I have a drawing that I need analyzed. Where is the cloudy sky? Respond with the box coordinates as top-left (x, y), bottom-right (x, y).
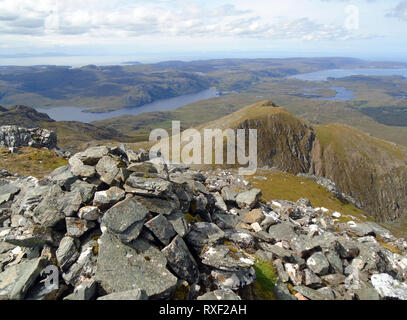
top-left (0, 0), bottom-right (407, 62)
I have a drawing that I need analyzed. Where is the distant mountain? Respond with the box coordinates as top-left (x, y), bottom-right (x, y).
top-left (0, 105), bottom-right (55, 127)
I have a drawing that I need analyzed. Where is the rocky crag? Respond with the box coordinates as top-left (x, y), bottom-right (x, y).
top-left (0, 145), bottom-right (407, 300)
top-left (0, 125), bottom-right (70, 158)
top-left (0, 125), bottom-right (56, 149)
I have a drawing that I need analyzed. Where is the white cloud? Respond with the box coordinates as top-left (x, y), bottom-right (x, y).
top-left (387, 0), bottom-right (407, 21)
top-left (0, 0), bottom-right (368, 43)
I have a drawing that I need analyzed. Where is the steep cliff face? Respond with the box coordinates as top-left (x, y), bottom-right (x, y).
top-left (202, 101), bottom-right (407, 224)
top-left (200, 100), bottom-right (315, 174)
top-left (310, 125), bottom-right (407, 223)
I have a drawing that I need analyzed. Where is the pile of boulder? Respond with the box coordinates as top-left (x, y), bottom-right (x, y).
top-left (0, 125), bottom-right (69, 157)
top-left (0, 145), bottom-right (406, 300)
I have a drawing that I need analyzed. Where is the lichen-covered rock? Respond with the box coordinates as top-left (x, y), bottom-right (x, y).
top-left (235, 188), bottom-right (262, 209)
top-left (93, 187), bottom-right (125, 209)
top-left (307, 252), bottom-right (330, 276)
top-left (371, 273), bottom-right (407, 300)
top-left (161, 236), bottom-right (199, 284)
top-left (56, 236), bottom-right (80, 270)
top-left (185, 222), bottom-right (225, 252)
top-left (95, 232), bottom-right (177, 299)
top-left (102, 197), bottom-right (148, 243)
top-left (145, 214), bottom-right (177, 246)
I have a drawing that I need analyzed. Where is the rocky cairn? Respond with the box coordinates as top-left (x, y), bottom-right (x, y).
top-left (0, 125), bottom-right (69, 157)
top-left (0, 145), bottom-right (407, 300)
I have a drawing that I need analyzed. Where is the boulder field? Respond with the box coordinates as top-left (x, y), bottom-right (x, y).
top-left (0, 145), bottom-right (406, 300)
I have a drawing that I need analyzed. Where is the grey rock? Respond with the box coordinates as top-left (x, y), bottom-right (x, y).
top-left (75, 146), bottom-right (110, 165)
top-left (10, 215), bottom-right (33, 228)
top-left (213, 213), bottom-right (240, 230)
top-left (307, 252), bottom-right (330, 276)
top-left (0, 183), bottom-right (20, 200)
top-left (260, 243), bottom-right (293, 260)
top-left (161, 236), bottom-right (199, 284)
top-left (334, 240), bottom-right (360, 259)
top-left (56, 236), bottom-right (80, 270)
top-left (60, 190), bottom-right (83, 217)
top-left (69, 157), bottom-right (96, 178)
top-left (260, 214), bottom-right (280, 230)
top-left (268, 223), bottom-right (297, 242)
top-left (225, 229), bottom-right (255, 249)
top-left (145, 214), bottom-right (177, 246)
top-left (316, 287), bottom-right (335, 300)
top-left (273, 259), bottom-right (290, 283)
top-left (96, 155), bottom-right (129, 186)
top-left (0, 126), bottom-right (57, 149)
top-left (296, 198), bottom-right (312, 208)
top-left (321, 274), bottom-right (347, 286)
top-left (235, 188), bottom-right (262, 209)
top-left (190, 194), bottom-right (208, 215)
top-left (31, 185), bottom-right (66, 227)
top-left (167, 210), bottom-right (190, 238)
top-left (293, 285), bottom-right (329, 300)
top-left (197, 289), bottom-right (241, 300)
top-left (285, 263), bottom-right (303, 286)
top-left (9, 257), bottom-right (48, 300)
top-left (124, 175), bottom-right (173, 199)
top-left (62, 243), bottom-right (97, 286)
top-left (64, 279), bottom-right (96, 300)
top-left (97, 289), bottom-right (148, 300)
top-left (5, 225), bottom-right (61, 247)
top-left (200, 245), bottom-right (254, 271)
top-left (354, 283), bottom-right (380, 300)
top-left (102, 197), bottom-right (148, 243)
top-left (78, 206), bottom-right (100, 221)
top-left (132, 194), bottom-right (179, 215)
top-left (212, 192), bottom-right (227, 212)
top-left (347, 223), bottom-right (376, 237)
top-left (66, 218), bottom-right (96, 238)
top-left (210, 268), bottom-right (256, 290)
top-left (273, 279), bottom-right (296, 300)
top-left (130, 238), bottom-right (168, 266)
top-left (325, 251), bottom-right (343, 274)
top-left (221, 187), bottom-right (238, 203)
top-left (69, 180), bottom-right (96, 204)
top-left (188, 180), bottom-right (208, 194)
top-left (371, 273), bottom-right (407, 300)
top-left (95, 232), bottom-right (177, 299)
top-left (185, 222), bottom-right (225, 252)
top-left (127, 162), bottom-right (158, 174)
top-left (304, 268), bottom-right (323, 288)
top-left (93, 187), bottom-right (125, 209)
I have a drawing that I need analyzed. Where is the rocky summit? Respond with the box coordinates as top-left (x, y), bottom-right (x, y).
top-left (0, 145), bottom-right (407, 300)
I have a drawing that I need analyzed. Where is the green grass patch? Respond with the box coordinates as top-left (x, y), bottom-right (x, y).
top-left (252, 260), bottom-right (278, 300)
top-left (0, 147), bottom-right (68, 178)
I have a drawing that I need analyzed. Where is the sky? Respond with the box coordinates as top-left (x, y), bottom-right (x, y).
top-left (0, 0), bottom-right (407, 63)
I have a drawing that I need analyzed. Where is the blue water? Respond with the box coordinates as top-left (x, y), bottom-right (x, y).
top-left (318, 86), bottom-right (355, 101)
top-left (292, 68), bottom-right (407, 81)
top-left (300, 86), bottom-right (355, 101)
top-left (35, 89), bottom-right (218, 123)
